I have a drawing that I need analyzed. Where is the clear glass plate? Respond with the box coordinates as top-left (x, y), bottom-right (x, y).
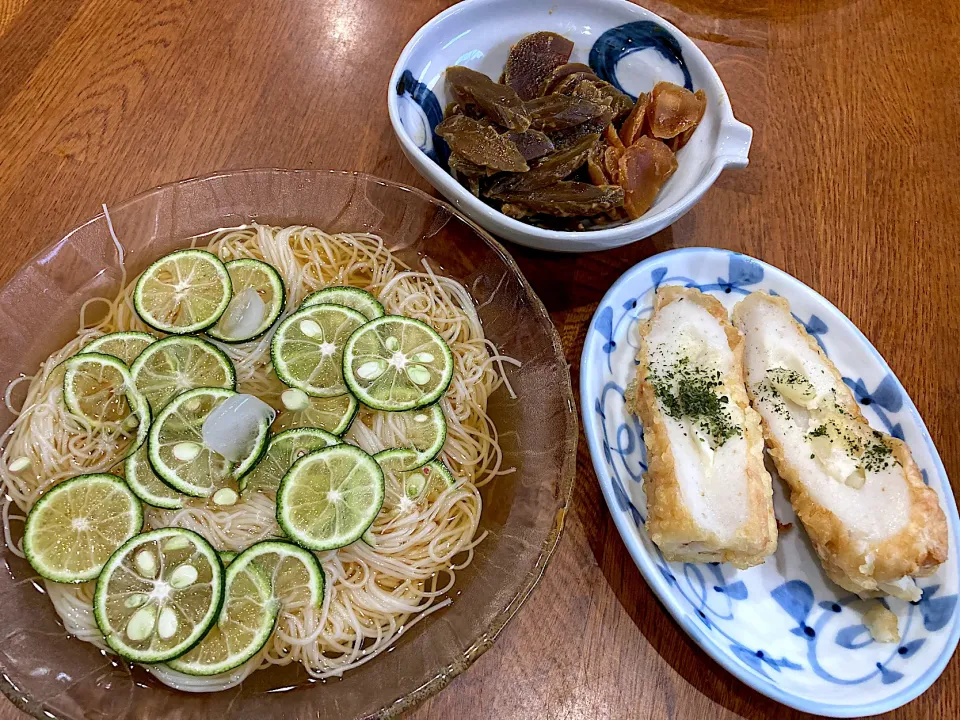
top-left (0, 169), bottom-right (577, 719)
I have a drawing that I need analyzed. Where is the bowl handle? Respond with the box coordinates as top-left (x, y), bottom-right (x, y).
top-left (716, 119), bottom-right (753, 169)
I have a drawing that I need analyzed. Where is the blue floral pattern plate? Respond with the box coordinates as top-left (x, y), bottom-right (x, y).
top-left (579, 248), bottom-right (959, 717)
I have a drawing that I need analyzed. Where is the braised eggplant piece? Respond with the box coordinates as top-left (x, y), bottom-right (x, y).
top-left (488, 134), bottom-right (600, 195)
top-left (648, 82), bottom-right (705, 139)
top-left (495, 182), bottom-right (624, 217)
top-left (446, 66), bottom-right (531, 132)
top-left (438, 33), bottom-right (707, 228)
top-left (503, 128), bottom-right (556, 161)
top-left (525, 94), bottom-right (610, 132)
top-left (503, 32), bottom-right (575, 101)
top-left (618, 137), bottom-right (678, 218)
top-left (436, 115), bottom-right (529, 173)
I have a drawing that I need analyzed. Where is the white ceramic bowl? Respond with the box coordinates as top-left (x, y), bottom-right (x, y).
top-left (388, 0), bottom-right (753, 253)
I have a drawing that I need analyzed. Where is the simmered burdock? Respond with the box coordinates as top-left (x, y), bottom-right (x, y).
top-left (618, 137), bottom-right (678, 218)
top-left (503, 32), bottom-right (575, 101)
top-left (436, 115), bottom-right (529, 173)
top-left (446, 66), bottom-right (531, 132)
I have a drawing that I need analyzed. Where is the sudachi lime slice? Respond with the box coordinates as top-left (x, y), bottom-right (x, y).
top-left (148, 388), bottom-right (269, 498)
top-left (166, 559), bottom-right (277, 675)
top-left (301, 286), bottom-right (384, 321)
top-left (276, 444), bottom-right (384, 551)
top-left (374, 403), bottom-right (446, 470)
top-left (207, 258), bottom-right (286, 343)
top-left (124, 443), bottom-right (184, 510)
top-left (274, 390), bottom-right (358, 436)
top-left (94, 528), bottom-right (223, 663)
top-left (343, 316), bottom-right (454, 412)
top-left (82, 331), bottom-right (157, 365)
top-left (133, 249), bottom-right (232, 334)
top-left (23, 474), bottom-right (143, 583)
top-left (230, 540), bottom-right (324, 610)
top-left (240, 427), bottom-right (338, 494)
top-left (271, 304), bottom-right (367, 397)
top-left (375, 449), bottom-right (456, 502)
top-left (62, 353), bottom-right (151, 455)
top-left (131, 336), bottom-right (236, 412)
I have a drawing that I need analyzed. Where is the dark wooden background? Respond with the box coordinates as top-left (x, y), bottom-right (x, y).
top-left (1, 0), bottom-right (958, 717)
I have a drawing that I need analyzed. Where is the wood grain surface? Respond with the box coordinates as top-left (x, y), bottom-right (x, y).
top-left (1, 1), bottom-right (958, 718)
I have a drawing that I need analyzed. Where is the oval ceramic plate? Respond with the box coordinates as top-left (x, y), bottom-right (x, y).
top-left (580, 248), bottom-right (959, 717)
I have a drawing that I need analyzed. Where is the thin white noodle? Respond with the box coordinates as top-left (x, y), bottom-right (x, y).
top-left (1, 224), bottom-right (517, 690)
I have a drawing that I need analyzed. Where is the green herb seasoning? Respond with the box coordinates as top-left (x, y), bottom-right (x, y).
top-left (648, 356), bottom-right (741, 448)
top-left (861, 436), bottom-right (895, 472)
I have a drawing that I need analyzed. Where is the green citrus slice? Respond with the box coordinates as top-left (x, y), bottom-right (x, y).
top-left (343, 316), bottom-right (454, 411)
top-left (230, 540), bottom-right (324, 610)
top-left (166, 559), bottom-right (277, 675)
top-left (375, 449), bottom-right (456, 501)
top-left (274, 390), bottom-right (358, 436)
top-left (133, 249), bottom-right (232, 334)
top-left (276, 445), bottom-right (384, 551)
top-left (271, 304), bottom-right (367, 397)
top-left (301, 286), bottom-right (384, 321)
top-left (207, 258), bottom-right (286, 343)
top-left (374, 403), bottom-right (446, 469)
top-left (131, 336), bottom-right (236, 412)
top-left (94, 528), bottom-right (223, 663)
top-left (240, 427), bottom-right (338, 494)
top-left (148, 388), bottom-right (270, 497)
top-left (62, 353), bottom-right (151, 455)
top-left (23, 474), bottom-right (143, 583)
top-left (124, 443), bottom-right (184, 510)
top-left (82, 331), bottom-right (157, 365)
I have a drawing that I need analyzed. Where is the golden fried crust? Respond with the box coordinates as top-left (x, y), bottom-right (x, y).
top-left (627, 287), bottom-right (777, 569)
top-left (733, 292), bottom-right (948, 596)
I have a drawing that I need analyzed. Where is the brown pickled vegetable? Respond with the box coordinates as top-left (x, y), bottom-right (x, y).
top-left (446, 66), bottom-right (530, 132)
top-left (504, 128), bottom-right (556, 161)
top-left (488, 134), bottom-right (599, 195)
top-left (526, 94), bottom-right (610, 132)
top-left (436, 115), bottom-right (529, 172)
top-left (618, 137), bottom-right (678, 218)
top-left (542, 63), bottom-right (598, 95)
top-left (495, 182), bottom-right (624, 217)
top-left (439, 33), bottom-right (706, 229)
top-left (620, 92), bottom-right (650, 146)
top-left (503, 32), bottom-right (574, 101)
top-left (648, 82), bottom-right (705, 139)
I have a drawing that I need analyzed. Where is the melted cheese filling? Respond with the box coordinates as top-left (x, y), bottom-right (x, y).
top-left (737, 298), bottom-right (909, 544)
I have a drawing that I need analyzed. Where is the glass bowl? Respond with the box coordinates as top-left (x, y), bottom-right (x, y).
top-left (0, 170), bottom-right (577, 719)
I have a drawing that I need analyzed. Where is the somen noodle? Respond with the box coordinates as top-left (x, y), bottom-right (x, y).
top-left (0, 224), bottom-right (516, 691)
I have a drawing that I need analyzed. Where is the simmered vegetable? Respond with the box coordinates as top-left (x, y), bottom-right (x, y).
top-left (440, 33), bottom-right (706, 229)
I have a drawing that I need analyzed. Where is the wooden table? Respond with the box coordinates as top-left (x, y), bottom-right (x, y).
top-left (1, 0), bottom-right (958, 717)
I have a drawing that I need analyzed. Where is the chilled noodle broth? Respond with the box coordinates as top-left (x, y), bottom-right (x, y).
top-left (0, 224), bottom-right (517, 691)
